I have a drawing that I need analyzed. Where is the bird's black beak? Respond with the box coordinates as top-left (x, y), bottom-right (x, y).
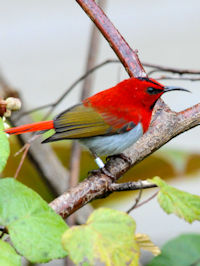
top-left (164, 86), bottom-right (190, 93)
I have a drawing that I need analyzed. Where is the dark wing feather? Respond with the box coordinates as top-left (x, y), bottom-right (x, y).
top-left (43, 104), bottom-right (113, 142)
top-left (43, 104), bottom-right (136, 143)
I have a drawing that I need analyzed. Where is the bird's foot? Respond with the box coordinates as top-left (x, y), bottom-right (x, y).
top-left (88, 154), bottom-right (116, 180)
top-left (88, 167), bottom-right (116, 181)
top-left (106, 153), bottom-right (132, 166)
top-left (88, 169), bottom-right (101, 177)
top-left (100, 166), bottom-right (116, 180)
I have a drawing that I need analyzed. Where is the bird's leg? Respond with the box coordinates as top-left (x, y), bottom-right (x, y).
top-left (88, 151), bottom-right (103, 176)
top-left (89, 151), bottom-right (116, 180)
top-left (94, 156), bottom-right (105, 169)
top-left (106, 153), bottom-right (132, 166)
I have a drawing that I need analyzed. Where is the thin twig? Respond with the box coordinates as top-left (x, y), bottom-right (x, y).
top-left (108, 181), bottom-right (157, 192)
top-left (14, 143), bottom-right (30, 179)
top-left (17, 59), bottom-right (200, 119)
top-left (16, 102), bottom-right (55, 118)
top-left (133, 191), bottom-right (159, 210)
top-left (156, 75), bottom-right (200, 81)
top-left (127, 181), bottom-right (143, 213)
top-left (16, 59), bottom-right (119, 120)
top-left (14, 60), bottom-right (200, 120)
top-left (14, 143), bottom-right (29, 157)
top-left (143, 62), bottom-right (200, 75)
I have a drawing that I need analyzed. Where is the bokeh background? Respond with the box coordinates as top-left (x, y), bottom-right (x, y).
top-left (1, 0), bottom-right (200, 264)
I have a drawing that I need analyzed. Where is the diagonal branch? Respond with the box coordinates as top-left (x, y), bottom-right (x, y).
top-left (76, 0), bottom-right (146, 78)
top-left (49, 99), bottom-right (200, 218)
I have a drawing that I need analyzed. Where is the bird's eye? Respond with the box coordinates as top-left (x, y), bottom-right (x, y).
top-left (147, 87), bottom-right (162, 95)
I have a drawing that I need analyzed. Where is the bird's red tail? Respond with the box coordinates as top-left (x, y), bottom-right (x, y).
top-left (5, 120), bottom-right (54, 135)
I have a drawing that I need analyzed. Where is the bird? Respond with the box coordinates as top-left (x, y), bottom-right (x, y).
top-left (5, 77), bottom-right (188, 174)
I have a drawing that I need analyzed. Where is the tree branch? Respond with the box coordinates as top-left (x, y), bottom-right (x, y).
top-left (49, 99), bottom-right (200, 218)
top-left (48, 0), bottom-right (200, 218)
top-left (143, 62), bottom-right (200, 75)
top-left (76, 0), bottom-right (146, 78)
top-left (108, 181), bottom-right (157, 192)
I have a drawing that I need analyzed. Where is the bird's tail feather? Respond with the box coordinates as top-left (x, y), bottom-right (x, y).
top-left (5, 120), bottom-right (54, 135)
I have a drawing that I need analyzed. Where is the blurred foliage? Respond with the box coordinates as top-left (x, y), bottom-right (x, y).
top-left (148, 234), bottom-right (200, 266)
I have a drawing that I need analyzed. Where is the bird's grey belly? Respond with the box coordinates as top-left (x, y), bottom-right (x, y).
top-left (80, 122), bottom-right (143, 156)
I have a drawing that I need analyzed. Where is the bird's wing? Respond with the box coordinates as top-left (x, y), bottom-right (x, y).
top-left (43, 104), bottom-right (138, 143)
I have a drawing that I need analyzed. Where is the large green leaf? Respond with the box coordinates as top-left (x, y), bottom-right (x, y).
top-left (0, 118), bottom-right (10, 172)
top-left (0, 178), bottom-right (68, 263)
top-left (148, 234), bottom-right (200, 266)
top-left (62, 208), bottom-right (139, 266)
top-left (149, 177), bottom-right (200, 223)
top-left (0, 239), bottom-right (21, 266)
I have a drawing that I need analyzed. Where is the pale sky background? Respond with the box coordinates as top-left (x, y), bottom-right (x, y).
top-left (1, 0), bottom-right (200, 264)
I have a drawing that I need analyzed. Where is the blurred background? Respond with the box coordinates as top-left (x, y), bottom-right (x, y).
top-left (1, 0), bottom-right (200, 264)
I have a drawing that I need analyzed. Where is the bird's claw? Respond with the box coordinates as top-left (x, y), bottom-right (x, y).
top-left (100, 167), bottom-right (116, 180)
top-left (88, 167), bottom-right (116, 180)
top-left (88, 169), bottom-right (101, 177)
top-left (106, 153), bottom-right (132, 166)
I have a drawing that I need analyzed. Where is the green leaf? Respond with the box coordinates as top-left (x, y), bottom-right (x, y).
top-left (62, 207), bottom-right (139, 266)
top-left (147, 234), bottom-right (200, 266)
top-left (0, 178), bottom-right (68, 263)
top-left (0, 118), bottom-right (10, 172)
top-left (149, 177), bottom-right (200, 223)
top-left (0, 239), bottom-right (21, 266)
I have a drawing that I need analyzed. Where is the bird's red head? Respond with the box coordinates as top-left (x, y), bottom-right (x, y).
top-left (124, 77), bottom-right (189, 111)
top-left (84, 77), bottom-right (189, 133)
top-left (129, 77), bottom-right (165, 110)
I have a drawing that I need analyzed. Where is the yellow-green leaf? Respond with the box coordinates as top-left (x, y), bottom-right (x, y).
top-left (62, 208), bottom-right (139, 266)
top-left (135, 234), bottom-right (160, 256)
top-left (149, 177), bottom-right (200, 223)
top-left (0, 239), bottom-right (21, 266)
